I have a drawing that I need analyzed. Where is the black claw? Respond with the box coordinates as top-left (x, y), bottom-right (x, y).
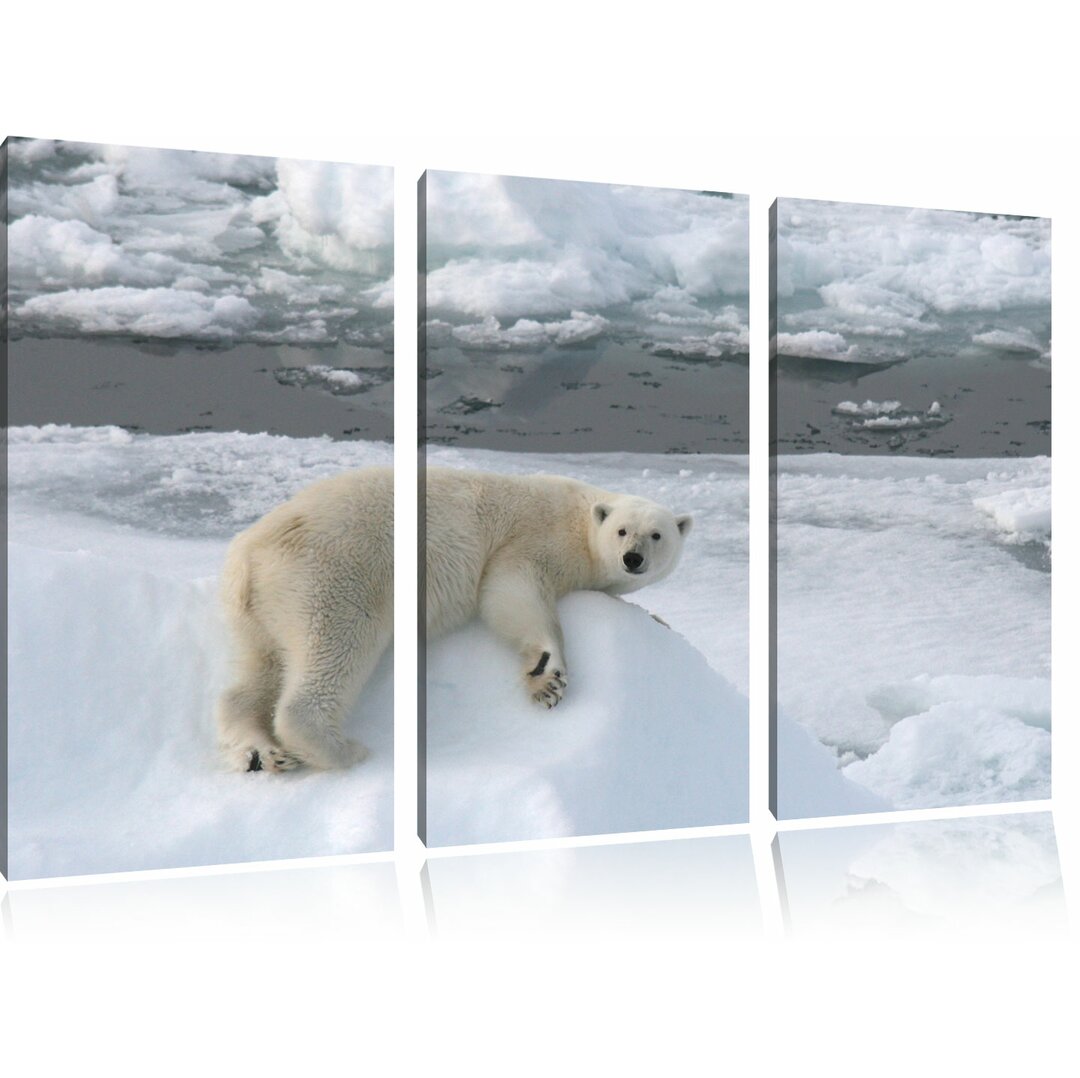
top-left (528, 651), bottom-right (551, 678)
top-left (247, 750), bottom-right (263, 772)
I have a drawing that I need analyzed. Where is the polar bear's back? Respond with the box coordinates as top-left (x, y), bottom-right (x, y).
top-left (221, 467), bottom-right (394, 642)
top-left (424, 468), bottom-right (599, 637)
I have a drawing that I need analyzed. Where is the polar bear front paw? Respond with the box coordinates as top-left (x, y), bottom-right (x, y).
top-left (525, 651), bottom-right (567, 709)
top-left (532, 672), bottom-right (567, 708)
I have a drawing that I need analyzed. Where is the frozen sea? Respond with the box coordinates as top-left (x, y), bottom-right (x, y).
top-left (422, 173), bottom-right (749, 454)
top-left (774, 453), bottom-right (1050, 816)
top-left (773, 198), bottom-right (1050, 456)
top-left (6, 138), bottom-right (393, 349)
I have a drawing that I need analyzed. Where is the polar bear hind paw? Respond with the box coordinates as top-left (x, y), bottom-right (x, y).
top-left (238, 744), bottom-right (303, 773)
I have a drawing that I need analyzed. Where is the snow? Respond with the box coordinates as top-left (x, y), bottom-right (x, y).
top-left (423, 172), bottom-right (749, 360)
top-left (834, 400), bottom-right (902, 417)
top-left (7, 426), bottom-right (394, 880)
top-left (775, 198), bottom-right (1051, 366)
top-left (18, 286), bottom-right (260, 339)
top-left (775, 453), bottom-right (1050, 815)
top-left (422, 446), bottom-right (753, 843)
top-left (424, 593), bottom-right (750, 844)
top-left (974, 485), bottom-right (1051, 544)
top-left (447, 311), bottom-right (609, 351)
top-left (775, 709), bottom-right (889, 819)
top-left (422, 447), bottom-right (873, 843)
top-left (7, 138), bottom-right (393, 348)
top-left (972, 327), bottom-right (1045, 354)
top-left (11, 424), bottom-right (1045, 870)
top-left (775, 330), bottom-right (859, 362)
top-left (842, 700), bottom-right (1050, 808)
top-left (9, 431), bottom-right (760, 871)
top-left (831, 399), bottom-right (950, 436)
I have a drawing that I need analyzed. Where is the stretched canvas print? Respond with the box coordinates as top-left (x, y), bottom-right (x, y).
top-left (770, 197), bottom-right (1051, 819)
top-left (3, 137), bottom-right (394, 880)
top-left (418, 169), bottom-right (756, 846)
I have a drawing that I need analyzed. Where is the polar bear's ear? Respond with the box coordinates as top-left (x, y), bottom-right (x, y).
top-left (593, 503), bottom-right (611, 526)
top-left (676, 514), bottom-right (693, 537)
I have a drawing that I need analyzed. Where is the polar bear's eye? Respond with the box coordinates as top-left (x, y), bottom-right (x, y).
top-left (651, 532), bottom-right (661, 541)
top-left (618, 528), bottom-right (626, 537)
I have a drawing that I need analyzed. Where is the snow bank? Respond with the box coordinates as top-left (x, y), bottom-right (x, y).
top-left (7, 427), bottom-right (394, 880)
top-left (775, 453), bottom-right (1050, 815)
top-left (842, 700), bottom-right (1049, 808)
top-left (424, 593), bottom-right (750, 844)
top-left (7, 138), bottom-right (393, 347)
top-left (842, 676), bottom-right (1050, 811)
top-left (423, 172), bottom-right (749, 360)
top-left (975, 485), bottom-right (1051, 544)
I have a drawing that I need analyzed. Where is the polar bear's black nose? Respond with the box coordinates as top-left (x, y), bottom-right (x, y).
top-left (623, 551), bottom-right (644, 571)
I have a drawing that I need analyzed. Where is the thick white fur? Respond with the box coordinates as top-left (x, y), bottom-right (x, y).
top-left (426, 468), bottom-right (691, 710)
top-left (216, 466), bottom-right (690, 772)
top-left (215, 468), bottom-right (394, 773)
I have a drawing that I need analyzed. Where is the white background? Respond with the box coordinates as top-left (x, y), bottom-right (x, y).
top-left (2, 4), bottom-right (1076, 1073)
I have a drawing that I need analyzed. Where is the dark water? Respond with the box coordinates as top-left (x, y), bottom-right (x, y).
top-left (424, 339), bottom-right (749, 454)
top-left (773, 350), bottom-right (1050, 457)
top-left (7, 337), bottom-right (394, 441)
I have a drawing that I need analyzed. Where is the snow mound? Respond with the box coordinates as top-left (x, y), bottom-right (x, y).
top-left (975, 485), bottom-right (1051, 544)
top-left (7, 427), bottom-right (394, 880)
top-left (7, 535), bottom-right (393, 881)
top-left (867, 674), bottom-right (1050, 731)
top-left (843, 700), bottom-right (1050, 810)
top-left (424, 592), bottom-right (750, 845)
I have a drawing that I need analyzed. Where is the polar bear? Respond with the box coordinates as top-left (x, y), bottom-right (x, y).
top-left (215, 466), bottom-right (691, 772)
top-left (425, 468), bottom-right (692, 709)
top-left (215, 468), bottom-right (394, 774)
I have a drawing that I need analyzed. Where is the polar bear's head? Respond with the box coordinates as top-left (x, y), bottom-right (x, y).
top-left (591, 496), bottom-right (692, 594)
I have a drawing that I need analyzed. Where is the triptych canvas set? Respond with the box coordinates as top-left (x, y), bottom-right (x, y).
top-left (2, 138), bottom-right (1053, 891)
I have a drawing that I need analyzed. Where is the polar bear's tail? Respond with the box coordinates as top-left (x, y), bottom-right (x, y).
top-left (219, 533), bottom-right (255, 620)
